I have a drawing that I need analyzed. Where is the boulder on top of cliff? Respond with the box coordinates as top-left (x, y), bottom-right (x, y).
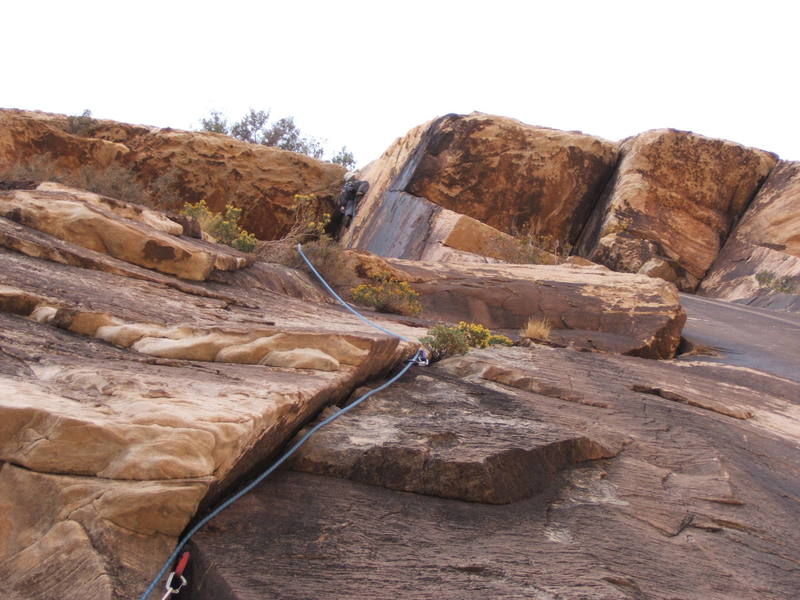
top-left (699, 160), bottom-right (800, 311)
top-left (343, 112), bottom-right (618, 258)
top-left (576, 129), bottom-right (777, 291)
top-left (0, 109), bottom-right (345, 240)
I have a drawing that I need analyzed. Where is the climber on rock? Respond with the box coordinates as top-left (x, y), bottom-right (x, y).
top-left (337, 171), bottom-right (369, 231)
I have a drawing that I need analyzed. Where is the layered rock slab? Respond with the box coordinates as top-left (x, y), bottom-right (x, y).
top-left (0, 219), bottom-right (418, 598)
top-left (699, 160), bottom-right (800, 311)
top-left (291, 370), bottom-right (620, 504)
top-left (0, 109), bottom-right (345, 240)
top-left (576, 129), bottom-right (777, 291)
top-left (0, 183), bottom-right (252, 280)
top-left (188, 345), bottom-right (800, 600)
top-left (380, 257), bottom-right (686, 358)
top-left (344, 112), bottom-right (618, 258)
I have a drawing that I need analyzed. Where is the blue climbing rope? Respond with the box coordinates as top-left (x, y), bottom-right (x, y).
top-left (296, 243), bottom-right (411, 343)
top-left (138, 244), bottom-right (425, 599)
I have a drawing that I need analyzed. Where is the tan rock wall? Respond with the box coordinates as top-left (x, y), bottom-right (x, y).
top-left (345, 113), bottom-right (613, 263)
top-left (0, 186), bottom-right (420, 598)
top-left (406, 113), bottom-right (619, 249)
top-left (576, 129), bottom-right (777, 291)
top-left (699, 160), bottom-right (800, 309)
top-left (381, 258), bottom-right (685, 359)
top-left (0, 109), bottom-right (345, 240)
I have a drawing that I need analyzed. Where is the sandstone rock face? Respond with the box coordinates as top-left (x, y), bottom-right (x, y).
top-left (699, 160), bottom-right (800, 311)
top-left (344, 187), bottom-right (558, 264)
top-left (291, 372), bottom-right (621, 504)
top-left (379, 258), bottom-right (686, 358)
top-left (188, 344), bottom-right (800, 600)
top-left (0, 184), bottom-right (252, 280)
top-left (0, 184), bottom-right (420, 598)
top-left (0, 109), bottom-right (345, 240)
top-left (576, 129), bottom-right (777, 291)
top-left (345, 112), bottom-right (618, 257)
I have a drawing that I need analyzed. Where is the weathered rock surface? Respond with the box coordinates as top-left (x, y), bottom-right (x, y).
top-left (346, 185), bottom-right (558, 264)
top-left (0, 109), bottom-right (345, 240)
top-left (344, 112), bottom-right (618, 257)
top-left (188, 344), bottom-right (800, 600)
top-left (576, 129), bottom-right (777, 291)
top-left (0, 183), bottom-right (252, 280)
top-left (2, 108), bottom-right (798, 600)
top-left (0, 183), bottom-right (423, 598)
top-left (291, 371), bottom-right (622, 504)
top-left (699, 160), bottom-right (800, 311)
top-left (379, 257), bottom-right (686, 358)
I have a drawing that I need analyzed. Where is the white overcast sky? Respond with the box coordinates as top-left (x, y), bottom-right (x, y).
top-left (3, 0), bottom-right (799, 166)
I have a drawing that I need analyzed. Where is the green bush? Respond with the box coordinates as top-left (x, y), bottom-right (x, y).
top-left (419, 324), bottom-right (470, 362)
top-left (455, 321), bottom-right (513, 348)
top-left (180, 200), bottom-right (257, 252)
top-left (65, 109), bottom-right (96, 136)
top-left (351, 271), bottom-right (423, 317)
top-left (756, 271), bottom-right (796, 294)
top-left (420, 322), bottom-right (513, 362)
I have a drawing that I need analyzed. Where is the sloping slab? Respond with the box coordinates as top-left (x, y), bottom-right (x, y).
top-left (0, 185), bottom-right (252, 280)
top-left (291, 370), bottom-right (620, 504)
top-left (187, 344), bottom-right (800, 600)
top-left (0, 243), bottom-right (416, 599)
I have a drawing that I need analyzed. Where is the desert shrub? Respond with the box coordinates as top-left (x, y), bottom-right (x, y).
top-left (290, 234), bottom-right (351, 284)
top-left (520, 317), bottom-right (552, 342)
top-left (488, 333), bottom-right (515, 346)
top-left (756, 271), bottom-right (796, 294)
top-left (504, 219), bottom-right (575, 264)
top-left (180, 200), bottom-right (257, 252)
top-left (74, 164), bottom-right (148, 205)
top-left (0, 154), bottom-right (148, 205)
top-left (420, 322), bottom-right (513, 362)
top-left (455, 321), bottom-right (512, 348)
top-left (147, 168), bottom-right (184, 210)
top-left (65, 109), bottom-right (96, 136)
top-left (258, 194), bottom-right (338, 267)
top-left (351, 271), bottom-right (423, 317)
top-left (0, 155), bottom-right (58, 182)
top-left (420, 324), bottom-right (470, 362)
top-left (292, 194), bottom-right (331, 238)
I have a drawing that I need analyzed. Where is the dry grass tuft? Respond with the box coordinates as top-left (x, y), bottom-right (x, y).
top-left (520, 317), bottom-right (552, 341)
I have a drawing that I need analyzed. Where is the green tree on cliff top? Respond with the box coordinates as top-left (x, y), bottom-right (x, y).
top-left (200, 108), bottom-right (356, 169)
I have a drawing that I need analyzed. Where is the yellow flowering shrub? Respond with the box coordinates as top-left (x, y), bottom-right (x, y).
top-left (181, 200), bottom-right (257, 252)
top-left (350, 271), bottom-right (422, 316)
top-left (420, 321), bottom-right (513, 362)
top-left (454, 321), bottom-right (512, 348)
